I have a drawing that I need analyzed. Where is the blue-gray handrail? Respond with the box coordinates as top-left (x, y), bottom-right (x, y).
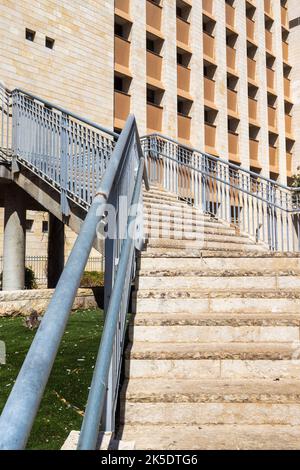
top-left (0, 114), bottom-right (148, 449)
top-left (77, 155), bottom-right (147, 450)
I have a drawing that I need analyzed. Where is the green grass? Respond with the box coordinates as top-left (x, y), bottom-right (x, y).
top-left (0, 308), bottom-right (104, 450)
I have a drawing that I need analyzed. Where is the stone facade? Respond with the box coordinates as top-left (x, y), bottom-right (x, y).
top-left (0, 0), bottom-right (114, 126)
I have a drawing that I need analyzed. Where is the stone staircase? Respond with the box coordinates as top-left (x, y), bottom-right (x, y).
top-left (117, 186), bottom-right (300, 450)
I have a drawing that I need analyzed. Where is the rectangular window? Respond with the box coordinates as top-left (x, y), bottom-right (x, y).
top-left (26, 29), bottom-right (36, 42)
top-left (147, 89), bottom-right (155, 104)
top-left (26, 219), bottom-right (34, 232)
top-left (42, 221), bottom-right (49, 233)
top-left (45, 37), bottom-right (55, 49)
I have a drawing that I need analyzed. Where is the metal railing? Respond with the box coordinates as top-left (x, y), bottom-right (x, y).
top-left (141, 134), bottom-right (300, 252)
top-left (0, 115), bottom-right (148, 449)
top-left (0, 83), bottom-right (12, 162)
top-left (1, 83), bottom-right (117, 214)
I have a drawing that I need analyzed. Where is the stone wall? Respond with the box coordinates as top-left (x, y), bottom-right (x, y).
top-left (0, 287), bottom-right (101, 316)
top-left (0, 0), bottom-right (114, 127)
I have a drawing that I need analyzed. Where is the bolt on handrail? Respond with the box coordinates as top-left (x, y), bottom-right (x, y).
top-left (0, 115), bottom-right (149, 449)
top-left (141, 133), bottom-right (300, 252)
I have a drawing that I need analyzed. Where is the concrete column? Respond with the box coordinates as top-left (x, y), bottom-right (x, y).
top-left (290, 0), bottom-right (300, 173)
top-left (190, 0), bottom-right (204, 150)
top-left (236, 0), bottom-right (250, 169)
top-left (162, 0), bottom-right (178, 138)
top-left (2, 187), bottom-right (26, 291)
top-left (214, 0), bottom-right (228, 159)
top-left (130, 0), bottom-right (147, 136)
top-left (47, 214), bottom-right (65, 288)
top-left (256, 0), bottom-right (270, 178)
top-left (273, 0), bottom-right (287, 185)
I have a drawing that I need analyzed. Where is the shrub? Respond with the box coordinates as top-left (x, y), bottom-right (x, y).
top-left (25, 267), bottom-right (38, 290)
top-left (80, 271), bottom-right (104, 288)
top-left (0, 266), bottom-right (37, 290)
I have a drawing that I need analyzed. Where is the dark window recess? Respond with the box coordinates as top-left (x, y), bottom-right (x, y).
top-left (26, 29), bottom-right (36, 42)
top-left (42, 221), bottom-right (49, 233)
top-left (177, 101), bottom-right (184, 114)
top-left (146, 38), bottom-right (155, 52)
top-left (45, 37), bottom-right (55, 49)
top-left (114, 76), bottom-right (123, 91)
top-left (115, 23), bottom-right (123, 37)
top-left (290, 17), bottom-right (300, 28)
top-left (177, 53), bottom-right (183, 65)
top-left (176, 7), bottom-right (182, 17)
top-left (147, 89), bottom-right (155, 104)
top-left (26, 219), bottom-right (34, 232)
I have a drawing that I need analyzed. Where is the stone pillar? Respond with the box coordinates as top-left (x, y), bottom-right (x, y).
top-left (47, 214), bottom-right (65, 288)
top-left (2, 187), bottom-right (26, 291)
top-left (130, 0), bottom-right (147, 136)
top-left (162, 0), bottom-right (178, 139)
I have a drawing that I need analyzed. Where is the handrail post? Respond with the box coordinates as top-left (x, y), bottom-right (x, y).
top-left (60, 112), bottom-right (70, 217)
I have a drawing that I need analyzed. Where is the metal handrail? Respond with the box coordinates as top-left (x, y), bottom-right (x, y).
top-left (77, 156), bottom-right (147, 450)
top-left (141, 133), bottom-right (300, 252)
top-left (0, 83), bottom-right (118, 215)
top-left (142, 132), bottom-right (300, 194)
top-left (0, 115), bottom-right (148, 449)
top-left (12, 87), bottom-right (119, 140)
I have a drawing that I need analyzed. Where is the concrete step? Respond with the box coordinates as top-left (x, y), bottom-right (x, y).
top-left (136, 275), bottom-right (300, 291)
top-left (132, 312), bottom-right (300, 327)
top-left (133, 291), bottom-right (300, 314)
top-left (117, 424), bottom-right (300, 449)
top-left (128, 324), bottom-right (299, 344)
top-left (138, 255), bottom-right (300, 273)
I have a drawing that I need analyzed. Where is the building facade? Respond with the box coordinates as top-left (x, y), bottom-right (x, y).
top-left (0, 0), bottom-right (297, 278)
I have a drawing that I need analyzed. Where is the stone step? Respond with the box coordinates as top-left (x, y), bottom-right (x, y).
top-left (126, 342), bottom-right (298, 361)
top-left (121, 401), bottom-right (300, 426)
top-left (121, 378), bottom-right (300, 404)
top-left (143, 193), bottom-right (181, 204)
top-left (143, 201), bottom-right (213, 216)
top-left (138, 255), bottom-right (300, 273)
top-left (134, 287), bottom-right (300, 299)
top-left (125, 345), bottom-right (300, 380)
top-left (145, 239), bottom-right (260, 251)
top-left (117, 424), bottom-right (300, 450)
top-left (136, 275), bottom-right (300, 291)
top-left (141, 248), bottom-right (268, 258)
top-left (133, 292), bottom-right (300, 314)
top-left (132, 312), bottom-right (300, 327)
top-left (128, 324), bottom-right (299, 344)
top-left (145, 232), bottom-right (248, 247)
top-left (144, 211), bottom-right (230, 227)
top-left (143, 216), bottom-right (237, 234)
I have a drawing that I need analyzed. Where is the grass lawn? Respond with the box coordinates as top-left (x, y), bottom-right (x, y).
top-left (0, 308), bottom-right (104, 450)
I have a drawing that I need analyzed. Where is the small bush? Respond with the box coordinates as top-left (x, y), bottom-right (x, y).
top-left (25, 267), bottom-right (38, 290)
top-left (80, 271), bottom-right (104, 288)
top-left (0, 266), bottom-right (37, 290)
